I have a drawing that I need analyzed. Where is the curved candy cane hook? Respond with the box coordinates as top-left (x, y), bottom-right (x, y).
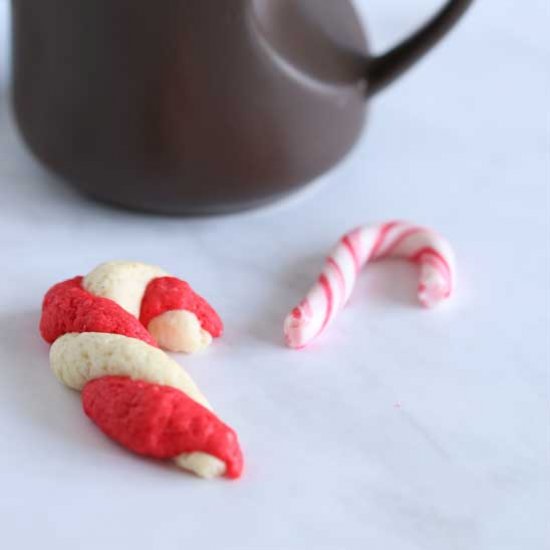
top-left (284, 221), bottom-right (456, 349)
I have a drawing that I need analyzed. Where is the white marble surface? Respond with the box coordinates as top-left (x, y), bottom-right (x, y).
top-left (0, 1), bottom-right (548, 549)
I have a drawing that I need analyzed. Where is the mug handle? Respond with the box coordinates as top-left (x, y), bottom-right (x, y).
top-left (367, 0), bottom-right (474, 96)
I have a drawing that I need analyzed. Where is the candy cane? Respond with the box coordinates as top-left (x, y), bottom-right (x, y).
top-left (284, 221), bottom-right (456, 349)
top-left (40, 261), bottom-right (243, 479)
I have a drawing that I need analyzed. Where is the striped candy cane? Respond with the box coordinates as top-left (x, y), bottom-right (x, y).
top-left (284, 221), bottom-right (456, 349)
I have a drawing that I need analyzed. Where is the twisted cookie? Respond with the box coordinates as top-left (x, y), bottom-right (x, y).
top-left (40, 261), bottom-right (243, 479)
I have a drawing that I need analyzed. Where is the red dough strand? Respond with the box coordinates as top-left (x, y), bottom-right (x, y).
top-left (82, 376), bottom-right (243, 479)
top-left (40, 277), bottom-right (158, 347)
top-left (140, 277), bottom-right (223, 338)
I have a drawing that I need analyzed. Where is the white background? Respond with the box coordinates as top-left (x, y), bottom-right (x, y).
top-left (0, 1), bottom-right (548, 549)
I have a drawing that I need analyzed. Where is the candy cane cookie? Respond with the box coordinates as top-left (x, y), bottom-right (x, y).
top-left (40, 262), bottom-right (243, 479)
top-left (284, 221), bottom-right (456, 349)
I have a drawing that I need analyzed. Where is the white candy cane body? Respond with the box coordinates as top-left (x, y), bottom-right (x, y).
top-left (284, 221), bottom-right (456, 349)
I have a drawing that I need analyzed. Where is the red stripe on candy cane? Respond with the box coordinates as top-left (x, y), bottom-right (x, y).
top-left (410, 247), bottom-right (451, 276)
top-left (342, 235), bottom-right (361, 273)
top-left (319, 274), bottom-right (335, 333)
top-left (375, 225), bottom-right (424, 259)
top-left (327, 258), bottom-right (346, 299)
top-left (369, 220), bottom-right (401, 260)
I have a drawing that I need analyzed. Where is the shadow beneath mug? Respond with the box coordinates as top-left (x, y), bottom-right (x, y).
top-left (247, 255), bottom-right (421, 348)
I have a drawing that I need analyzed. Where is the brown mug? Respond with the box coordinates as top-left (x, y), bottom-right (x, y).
top-left (11, 0), bottom-right (473, 214)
